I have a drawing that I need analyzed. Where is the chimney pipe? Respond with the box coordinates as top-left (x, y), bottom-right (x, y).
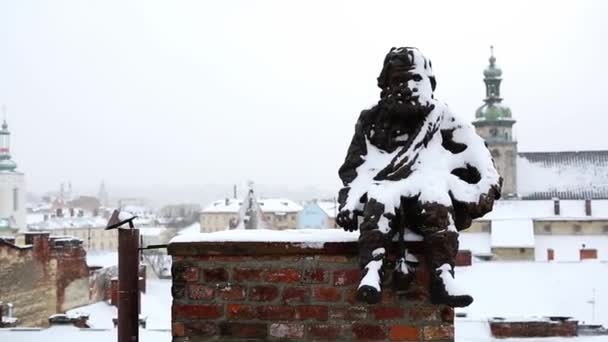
top-left (585, 199), bottom-right (592, 216)
top-left (553, 198), bottom-right (560, 216)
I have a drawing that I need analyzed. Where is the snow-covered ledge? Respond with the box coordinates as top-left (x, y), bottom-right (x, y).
top-left (169, 229), bottom-right (424, 256)
top-left (168, 229), bottom-right (453, 342)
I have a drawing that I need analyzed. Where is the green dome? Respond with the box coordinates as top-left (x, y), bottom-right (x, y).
top-left (475, 103), bottom-right (512, 120)
top-left (0, 158), bottom-right (17, 171)
top-left (483, 55), bottom-right (502, 78)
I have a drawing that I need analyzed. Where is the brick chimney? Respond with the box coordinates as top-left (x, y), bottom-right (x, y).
top-left (580, 248), bottom-right (597, 260)
top-left (585, 199), bottom-right (592, 216)
top-left (547, 249), bottom-right (554, 261)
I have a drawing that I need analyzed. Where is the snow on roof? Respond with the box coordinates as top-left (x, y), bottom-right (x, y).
top-left (86, 252), bottom-right (117, 268)
top-left (490, 219), bottom-right (534, 248)
top-left (0, 325), bottom-right (169, 342)
top-left (518, 151), bottom-right (608, 200)
top-left (202, 198), bottom-right (302, 214)
top-left (456, 261), bottom-right (608, 327)
top-left (28, 216), bottom-right (108, 230)
top-left (170, 228), bottom-right (423, 245)
top-left (170, 228), bottom-right (359, 245)
top-left (177, 222), bottom-right (201, 236)
top-left (138, 227), bottom-right (166, 237)
top-left (479, 199), bottom-right (608, 221)
top-left (67, 278), bottom-right (171, 330)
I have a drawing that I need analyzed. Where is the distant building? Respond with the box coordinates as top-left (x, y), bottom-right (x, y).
top-left (97, 181), bottom-right (109, 207)
top-left (200, 192), bottom-right (302, 232)
top-left (0, 233), bottom-right (89, 327)
top-left (464, 49), bottom-right (608, 261)
top-left (463, 199), bottom-right (608, 261)
top-left (297, 200), bottom-right (338, 229)
top-left (0, 118), bottom-right (25, 231)
top-left (473, 47), bottom-right (608, 200)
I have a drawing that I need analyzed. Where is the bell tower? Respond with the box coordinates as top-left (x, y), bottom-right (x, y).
top-left (472, 47), bottom-right (518, 197)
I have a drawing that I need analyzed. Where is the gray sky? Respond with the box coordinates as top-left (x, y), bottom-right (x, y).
top-left (1, 0), bottom-right (607, 201)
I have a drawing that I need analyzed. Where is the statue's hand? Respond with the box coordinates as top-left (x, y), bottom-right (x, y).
top-left (337, 209), bottom-right (358, 232)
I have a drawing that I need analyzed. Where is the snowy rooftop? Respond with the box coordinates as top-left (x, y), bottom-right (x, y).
top-left (202, 198), bottom-right (303, 214)
top-left (478, 199), bottom-right (608, 221)
top-left (28, 216), bottom-right (108, 230)
top-left (0, 326), bottom-right (169, 342)
top-left (86, 252), bottom-right (117, 268)
top-left (170, 228), bottom-right (359, 245)
top-left (518, 151), bottom-right (608, 200)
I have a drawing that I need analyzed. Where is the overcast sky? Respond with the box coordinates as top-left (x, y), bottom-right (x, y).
top-left (0, 0), bottom-right (607, 201)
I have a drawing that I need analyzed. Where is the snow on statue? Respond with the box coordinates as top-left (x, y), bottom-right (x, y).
top-left (337, 47), bottom-right (502, 307)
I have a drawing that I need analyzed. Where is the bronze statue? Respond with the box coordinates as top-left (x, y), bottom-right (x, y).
top-left (337, 47), bottom-right (501, 307)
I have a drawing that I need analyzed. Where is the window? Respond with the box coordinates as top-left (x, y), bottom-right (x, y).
top-left (13, 188), bottom-right (18, 211)
top-left (519, 248), bottom-right (526, 253)
top-left (603, 225), bottom-right (608, 233)
top-left (543, 224), bottom-right (552, 233)
top-left (573, 225), bottom-right (582, 234)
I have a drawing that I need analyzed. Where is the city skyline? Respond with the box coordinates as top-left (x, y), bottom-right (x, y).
top-left (1, 1), bottom-right (607, 196)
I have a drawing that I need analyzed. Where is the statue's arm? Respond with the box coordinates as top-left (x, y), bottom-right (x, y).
top-left (443, 112), bottom-right (502, 229)
top-left (337, 112), bottom-right (369, 231)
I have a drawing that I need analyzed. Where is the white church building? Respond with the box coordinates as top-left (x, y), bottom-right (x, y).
top-left (0, 118), bottom-right (26, 232)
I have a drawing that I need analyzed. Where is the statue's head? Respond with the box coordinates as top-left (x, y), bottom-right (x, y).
top-left (377, 47), bottom-right (436, 104)
top-left (361, 47), bottom-right (437, 151)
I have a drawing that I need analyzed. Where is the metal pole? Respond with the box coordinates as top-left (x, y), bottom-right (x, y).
top-left (118, 227), bottom-right (139, 342)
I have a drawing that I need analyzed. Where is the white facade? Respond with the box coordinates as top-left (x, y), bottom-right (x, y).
top-left (0, 171), bottom-right (26, 230)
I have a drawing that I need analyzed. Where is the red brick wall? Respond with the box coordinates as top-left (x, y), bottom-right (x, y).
top-left (168, 241), bottom-right (454, 341)
top-left (490, 319), bottom-right (577, 338)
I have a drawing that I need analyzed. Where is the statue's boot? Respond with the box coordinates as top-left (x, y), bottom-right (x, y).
top-left (426, 231), bottom-right (473, 308)
top-left (357, 248), bottom-right (385, 304)
top-left (393, 249), bottom-right (417, 292)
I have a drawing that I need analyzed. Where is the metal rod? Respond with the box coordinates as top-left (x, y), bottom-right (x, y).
top-left (138, 244), bottom-right (167, 251)
top-left (118, 228), bottom-right (139, 342)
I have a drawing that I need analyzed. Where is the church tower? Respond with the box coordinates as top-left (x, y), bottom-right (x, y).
top-left (0, 114), bottom-right (26, 231)
top-left (472, 47), bottom-right (518, 197)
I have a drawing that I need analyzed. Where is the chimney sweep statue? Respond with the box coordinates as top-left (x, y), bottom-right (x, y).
top-left (337, 47), bottom-right (501, 307)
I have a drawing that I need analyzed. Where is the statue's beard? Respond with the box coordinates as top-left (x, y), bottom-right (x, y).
top-left (365, 93), bottom-right (434, 153)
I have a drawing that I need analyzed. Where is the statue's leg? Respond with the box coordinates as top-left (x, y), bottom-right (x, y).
top-left (420, 210), bottom-right (473, 307)
top-left (357, 198), bottom-right (391, 304)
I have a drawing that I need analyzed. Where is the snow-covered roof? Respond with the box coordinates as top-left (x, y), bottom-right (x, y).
top-left (202, 198), bottom-right (302, 214)
top-left (518, 151), bottom-right (608, 200)
top-left (177, 222), bottom-right (201, 236)
top-left (86, 252), bottom-right (118, 268)
top-left (170, 228), bottom-right (359, 246)
top-left (456, 261), bottom-right (608, 327)
top-left (478, 199), bottom-right (608, 221)
top-left (0, 325), bottom-right (169, 342)
top-left (28, 216), bottom-right (108, 230)
top-left (490, 219), bottom-right (535, 248)
top-left (170, 228), bottom-right (423, 245)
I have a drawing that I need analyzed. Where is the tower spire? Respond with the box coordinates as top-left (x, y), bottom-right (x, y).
top-left (0, 106), bottom-right (17, 171)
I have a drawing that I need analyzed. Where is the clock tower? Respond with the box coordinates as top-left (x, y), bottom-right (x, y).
top-left (472, 47), bottom-right (517, 197)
